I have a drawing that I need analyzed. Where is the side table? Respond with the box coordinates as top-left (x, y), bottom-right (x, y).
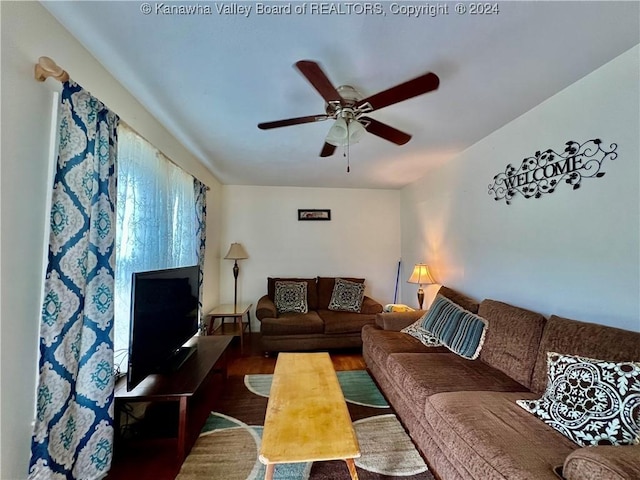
top-left (207, 303), bottom-right (252, 353)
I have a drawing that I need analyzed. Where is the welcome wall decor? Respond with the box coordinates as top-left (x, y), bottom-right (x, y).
top-left (488, 139), bottom-right (618, 205)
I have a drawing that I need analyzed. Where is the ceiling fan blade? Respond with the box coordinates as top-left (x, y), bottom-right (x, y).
top-left (320, 142), bottom-right (337, 157)
top-left (258, 114), bottom-right (328, 130)
top-left (360, 117), bottom-right (412, 145)
top-left (295, 60), bottom-right (342, 104)
top-left (356, 72), bottom-right (440, 113)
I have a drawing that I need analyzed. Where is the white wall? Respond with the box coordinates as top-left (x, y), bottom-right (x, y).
top-left (220, 186), bottom-right (401, 328)
top-left (401, 46), bottom-right (640, 332)
top-left (0, 3), bottom-right (222, 478)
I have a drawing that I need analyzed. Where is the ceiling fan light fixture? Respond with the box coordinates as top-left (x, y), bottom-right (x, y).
top-left (326, 117), bottom-right (349, 146)
top-left (325, 116), bottom-right (366, 147)
top-left (348, 119), bottom-right (366, 144)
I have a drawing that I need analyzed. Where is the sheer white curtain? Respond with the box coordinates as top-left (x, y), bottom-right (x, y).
top-left (114, 124), bottom-right (198, 370)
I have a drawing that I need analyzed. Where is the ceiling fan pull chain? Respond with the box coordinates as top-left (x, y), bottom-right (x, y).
top-left (343, 145), bottom-right (350, 172)
top-left (346, 121), bottom-right (351, 173)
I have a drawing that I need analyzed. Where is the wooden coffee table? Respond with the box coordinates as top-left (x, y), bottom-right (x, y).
top-left (259, 352), bottom-right (360, 480)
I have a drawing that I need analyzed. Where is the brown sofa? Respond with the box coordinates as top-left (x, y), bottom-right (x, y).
top-left (362, 286), bottom-right (640, 480)
top-left (256, 276), bottom-right (382, 354)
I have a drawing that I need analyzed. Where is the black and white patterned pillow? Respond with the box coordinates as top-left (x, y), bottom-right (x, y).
top-left (328, 278), bottom-right (365, 313)
top-left (401, 316), bottom-right (443, 347)
top-left (517, 352), bottom-right (640, 447)
top-left (274, 281), bottom-right (308, 314)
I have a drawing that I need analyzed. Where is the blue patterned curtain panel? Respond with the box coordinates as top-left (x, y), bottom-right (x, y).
top-left (194, 179), bottom-right (207, 331)
top-left (29, 81), bottom-right (119, 480)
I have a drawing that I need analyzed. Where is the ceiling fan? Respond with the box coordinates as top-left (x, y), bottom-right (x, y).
top-left (258, 60), bottom-right (440, 158)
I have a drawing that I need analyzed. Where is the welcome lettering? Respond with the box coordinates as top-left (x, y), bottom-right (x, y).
top-left (488, 139), bottom-right (617, 205)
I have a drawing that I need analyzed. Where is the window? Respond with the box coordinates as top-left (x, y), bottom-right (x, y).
top-left (114, 124), bottom-right (198, 370)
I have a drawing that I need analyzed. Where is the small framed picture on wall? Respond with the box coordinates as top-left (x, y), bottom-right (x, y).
top-left (298, 209), bottom-right (331, 221)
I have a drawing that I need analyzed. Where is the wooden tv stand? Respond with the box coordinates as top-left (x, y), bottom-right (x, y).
top-left (114, 335), bottom-right (233, 461)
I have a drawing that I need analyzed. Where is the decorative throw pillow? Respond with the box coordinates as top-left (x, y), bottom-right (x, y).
top-left (328, 278), bottom-right (365, 313)
top-left (419, 294), bottom-right (487, 359)
top-left (517, 352), bottom-right (640, 447)
top-left (274, 281), bottom-right (308, 314)
top-left (401, 316), bottom-right (443, 347)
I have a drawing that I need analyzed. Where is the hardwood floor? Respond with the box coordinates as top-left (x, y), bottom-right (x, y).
top-left (107, 333), bottom-right (365, 480)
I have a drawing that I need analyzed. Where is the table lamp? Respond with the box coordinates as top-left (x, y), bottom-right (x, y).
top-left (407, 264), bottom-right (435, 309)
top-left (224, 242), bottom-right (248, 307)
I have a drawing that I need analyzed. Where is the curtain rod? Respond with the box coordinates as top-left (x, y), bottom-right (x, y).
top-left (34, 57), bottom-right (211, 191)
top-left (35, 56), bottom-right (69, 83)
top-left (119, 121), bottom-right (211, 191)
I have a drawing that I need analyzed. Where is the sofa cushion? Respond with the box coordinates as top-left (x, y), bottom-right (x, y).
top-left (328, 278), bottom-right (365, 312)
top-left (375, 310), bottom-right (424, 331)
top-left (361, 325), bottom-right (446, 369)
top-left (359, 296), bottom-right (384, 315)
top-left (317, 309), bottom-right (376, 334)
top-left (256, 294), bottom-right (277, 320)
top-left (267, 277), bottom-right (318, 310)
top-left (531, 315), bottom-right (640, 395)
top-left (517, 352), bottom-right (640, 447)
top-left (478, 299), bottom-right (546, 390)
top-left (317, 276), bottom-right (364, 309)
top-left (437, 286), bottom-right (480, 313)
top-left (424, 391), bottom-right (578, 480)
top-left (562, 444), bottom-right (640, 480)
top-left (420, 295), bottom-right (487, 359)
top-left (274, 281), bottom-right (308, 314)
top-left (259, 311), bottom-right (324, 335)
top-left (385, 352), bottom-right (528, 412)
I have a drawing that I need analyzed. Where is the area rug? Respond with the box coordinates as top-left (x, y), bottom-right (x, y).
top-left (176, 370), bottom-right (434, 480)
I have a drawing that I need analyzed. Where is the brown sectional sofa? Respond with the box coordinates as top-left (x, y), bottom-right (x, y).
top-left (362, 286), bottom-right (640, 480)
top-left (257, 276), bottom-right (382, 354)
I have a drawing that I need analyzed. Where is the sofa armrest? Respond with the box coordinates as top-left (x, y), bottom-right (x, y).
top-left (374, 310), bottom-right (425, 331)
top-left (256, 295), bottom-right (277, 320)
top-left (360, 296), bottom-right (383, 315)
top-left (563, 444), bottom-right (640, 480)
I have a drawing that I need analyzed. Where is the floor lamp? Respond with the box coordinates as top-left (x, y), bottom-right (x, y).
top-left (224, 243), bottom-right (248, 309)
top-left (407, 264), bottom-right (435, 310)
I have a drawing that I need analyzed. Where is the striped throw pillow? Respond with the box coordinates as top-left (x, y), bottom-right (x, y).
top-left (420, 294), bottom-right (487, 359)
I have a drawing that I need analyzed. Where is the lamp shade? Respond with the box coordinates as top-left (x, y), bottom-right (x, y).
top-left (407, 264), bottom-right (435, 285)
top-left (224, 242), bottom-right (248, 260)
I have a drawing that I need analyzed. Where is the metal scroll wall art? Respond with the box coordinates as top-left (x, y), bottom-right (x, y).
top-left (488, 139), bottom-right (618, 205)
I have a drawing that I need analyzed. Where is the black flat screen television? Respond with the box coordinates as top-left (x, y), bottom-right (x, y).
top-left (127, 265), bottom-right (200, 391)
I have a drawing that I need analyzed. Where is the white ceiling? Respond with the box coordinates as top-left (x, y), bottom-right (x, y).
top-left (43, 1), bottom-right (639, 189)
